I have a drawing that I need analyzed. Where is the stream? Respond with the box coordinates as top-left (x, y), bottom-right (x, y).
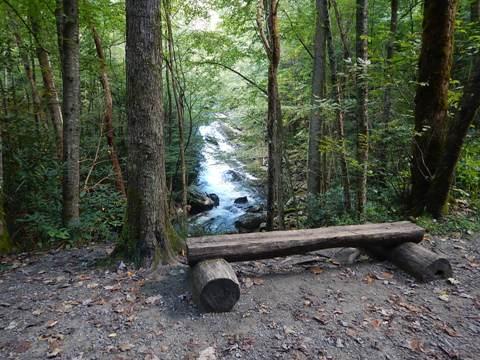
top-left (188, 120), bottom-right (264, 236)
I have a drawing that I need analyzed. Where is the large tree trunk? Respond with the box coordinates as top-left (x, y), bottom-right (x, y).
top-left (410, 0), bottom-right (458, 216)
top-left (30, 16), bottom-right (64, 160)
top-left (257, 0), bottom-right (284, 230)
top-left (61, 0), bottom-right (81, 227)
top-left (307, 0), bottom-right (327, 196)
top-left (13, 30), bottom-right (44, 125)
top-left (325, 2), bottom-right (351, 212)
top-left (124, 0), bottom-right (175, 266)
top-left (425, 56), bottom-right (480, 217)
top-left (355, 0), bottom-right (369, 220)
top-left (92, 27), bottom-right (126, 198)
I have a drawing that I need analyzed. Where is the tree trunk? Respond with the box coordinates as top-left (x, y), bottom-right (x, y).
top-left (382, 0), bottom-right (398, 129)
top-left (55, 0), bottom-right (64, 66)
top-left (61, 0), bottom-right (81, 227)
top-left (472, 0), bottom-right (480, 22)
top-left (355, 0), bottom-right (369, 220)
top-left (307, 0), bottom-right (327, 196)
top-left (257, 0), bottom-right (284, 230)
top-left (30, 16), bottom-right (64, 160)
top-left (325, 2), bottom-right (351, 212)
top-left (13, 30), bottom-right (44, 125)
top-left (410, 0), bottom-right (458, 216)
top-left (0, 117), bottom-right (12, 254)
top-left (123, 0), bottom-right (175, 266)
top-left (92, 27), bottom-right (126, 198)
top-left (425, 56), bottom-right (480, 217)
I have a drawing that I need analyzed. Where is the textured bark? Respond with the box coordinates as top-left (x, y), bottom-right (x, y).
top-left (61, 0), bottom-right (81, 227)
top-left (187, 221), bottom-right (424, 265)
top-left (307, 0), bottom-right (327, 196)
top-left (191, 259), bottom-right (240, 313)
top-left (125, 0), bottom-right (174, 266)
top-left (13, 30), bottom-right (44, 125)
top-left (92, 27), bottom-right (126, 198)
top-left (410, 0), bottom-right (458, 215)
top-left (425, 56), bottom-right (480, 217)
top-left (355, 0), bottom-right (369, 220)
top-left (257, 0), bottom-right (284, 230)
top-left (30, 16), bottom-right (64, 159)
top-left (325, 3), bottom-right (351, 212)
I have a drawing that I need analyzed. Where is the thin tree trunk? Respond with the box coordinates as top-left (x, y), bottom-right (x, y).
top-left (55, 0), bottom-right (64, 66)
top-left (30, 16), bottom-right (64, 159)
top-left (472, 0), bottom-right (480, 22)
top-left (325, 2), bottom-right (351, 212)
top-left (425, 56), bottom-right (480, 217)
top-left (410, 0), bottom-right (458, 215)
top-left (0, 71), bottom-right (8, 117)
top-left (164, 0), bottom-right (188, 215)
top-left (123, 0), bottom-right (175, 266)
top-left (13, 30), bottom-right (44, 125)
top-left (92, 27), bottom-right (126, 198)
top-left (0, 116), bottom-right (11, 253)
top-left (257, 0), bottom-right (284, 230)
top-left (382, 0), bottom-right (398, 129)
top-left (355, 0), bottom-right (369, 220)
top-left (307, 0), bottom-right (327, 196)
top-left (61, 0), bottom-right (81, 227)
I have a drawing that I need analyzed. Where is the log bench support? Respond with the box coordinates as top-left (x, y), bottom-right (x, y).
top-left (188, 222), bottom-right (452, 312)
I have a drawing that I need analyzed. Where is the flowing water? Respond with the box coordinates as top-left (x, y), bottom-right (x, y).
top-left (188, 120), bottom-right (263, 235)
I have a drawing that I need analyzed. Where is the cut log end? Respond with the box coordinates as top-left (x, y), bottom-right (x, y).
top-left (192, 259), bottom-right (240, 312)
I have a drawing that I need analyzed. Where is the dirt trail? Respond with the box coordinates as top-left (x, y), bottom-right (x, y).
top-left (0, 233), bottom-right (479, 359)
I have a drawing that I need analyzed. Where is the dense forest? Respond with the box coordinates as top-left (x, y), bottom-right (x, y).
top-left (0, 0), bottom-right (479, 266)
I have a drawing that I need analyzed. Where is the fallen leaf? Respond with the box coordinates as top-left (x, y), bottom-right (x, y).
top-left (440, 324), bottom-right (460, 337)
top-left (371, 319), bottom-right (382, 329)
top-left (438, 294), bottom-right (450, 302)
top-left (145, 295), bottom-right (162, 305)
top-left (309, 266), bottom-right (324, 275)
top-left (46, 320), bottom-right (58, 328)
top-left (363, 273), bottom-right (375, 285)
top-left (408, 339), bottom-right (425, 353)
top-left (253, 277), bottom-right (265, 285)
top-left (243, 277), bottom-right (253, 288)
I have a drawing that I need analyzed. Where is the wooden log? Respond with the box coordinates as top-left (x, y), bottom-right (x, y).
top-left (367, 242), bottom-right (452, 282)
top-left (191, 258), bottom-right (240, 312)
top-left (187, 221), bottom-right (424, 265)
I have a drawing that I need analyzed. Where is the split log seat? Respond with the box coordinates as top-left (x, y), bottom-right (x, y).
top-left (186, 221), bottom-right (452, 312)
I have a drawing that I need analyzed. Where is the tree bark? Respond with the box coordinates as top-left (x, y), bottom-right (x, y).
top-left (307, 0), bottom-right (327, 196)
top-left (61, 0), bottom-right (81, 227)
top-left (92, 27), bottom-right (126, 198)
top-left (425, 56), bottom-right (480, 217)
top-left (257, 0), bottom-right (284, 230)
top-left (355, 0), bottom-right (369, 220)
top-left (410, 0), bottom-right (458, 216)
top-left (124, 0), bottom-right (175, 266)
top-left (30, 15), bottom-right (64, 160)
top-left (325, 2), bottom-right (351, 212)
top-left (472, 0), bottom-right (480, 22)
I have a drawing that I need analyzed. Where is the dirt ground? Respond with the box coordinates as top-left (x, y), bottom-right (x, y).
top-left (0, 232), bottom-right (479, 360)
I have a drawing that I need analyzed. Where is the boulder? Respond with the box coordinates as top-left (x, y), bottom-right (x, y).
top-left (234, 212), bottom-right (266, 232)
top-left (246, 205), bottom-right (263, 213)
top-left (223, 169), bottom-right (244, 182)
top-left (234, 196), bottom-right (248, 205)
top-left (208, 193), bottom-right (220, 206)
top-left (188, 187), bottom-right (216, 215)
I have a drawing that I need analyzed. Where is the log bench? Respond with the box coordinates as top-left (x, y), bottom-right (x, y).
top-left (186, 221), bottom-right (452, 312)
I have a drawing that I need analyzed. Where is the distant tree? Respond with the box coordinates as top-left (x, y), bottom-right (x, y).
top-left (307, 0), bottom-right (327, 196)
top-left (122, 0), bottom-right (175, 266)
top-left (355, 0), bottom-right (369, 220)
top-left (61, 0), bottom-right (81, 227)
top-left (0, 117), bottom-right (11, 253)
